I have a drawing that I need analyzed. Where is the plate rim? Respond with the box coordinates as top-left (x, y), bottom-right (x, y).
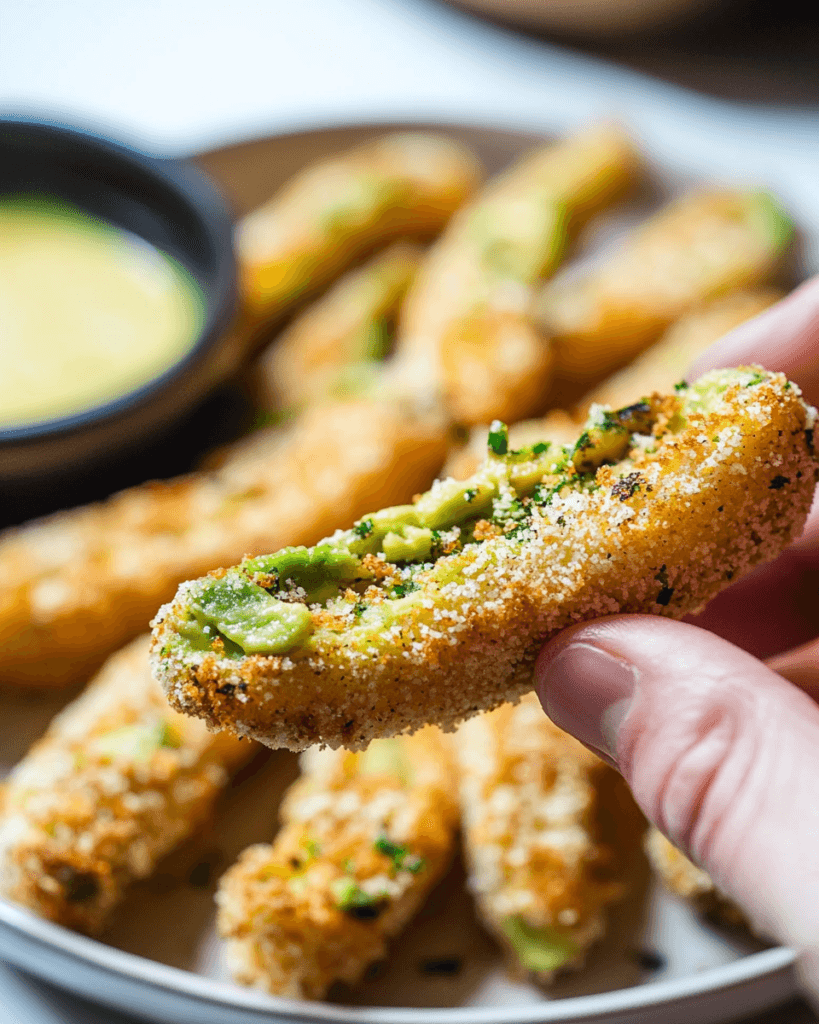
top-left (0, 896), bottom-right (798, 1023)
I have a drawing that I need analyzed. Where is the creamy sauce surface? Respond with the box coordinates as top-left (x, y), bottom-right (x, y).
top-left (0, 196), bottom-right (204, 428)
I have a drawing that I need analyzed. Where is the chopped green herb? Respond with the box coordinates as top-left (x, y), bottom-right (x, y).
top-left (744, 372), bottom-right (766, 388)
top-left (374, 834), bottom-right (426, 874)
top-left (330, 876), bottom-right (387, 919)
top-left (391, 580), bottom-right (420, 599)
top-left (302, 838), bottom-right (321, 859)
top-left (674, 381), bottom-right (688, 391)
top-left (464, 488), bottom-right (478, 503)
top-left (532, 480), bottom-right (565, 507)
top-left (374, 835), bottom-right (404, 860)
top-left (532, 441), bottom-right (549, 455)
top-left (487, 420), bottom-right (509, 456)
top-left (353, 518), bottom-right (374, 539)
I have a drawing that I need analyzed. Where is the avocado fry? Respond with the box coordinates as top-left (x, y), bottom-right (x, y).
top-left (237, 132), bottom-right (483, 323)
top-left (151, 368), bottom-right (817, 751)
top-left (538, 190), bottom-right (793, 391)
top-left (456, 694), bottom-right (642, 981)
top-left (644, 827), bottom-right (747, 929)
top-left (248, 240), bottom-right (424, 412)
top-left (397, 123), bottom-right (641, 425)
top-left (579, 288), bottom-right (783, 415)
top-left (0, 635), bottom-right (253, 934)
top-left (0, 392), bottom-right (447, 689)
top-left (216, 727), bottom-right (458, 999)
top-left (445, 288), bottom-right (783, 481)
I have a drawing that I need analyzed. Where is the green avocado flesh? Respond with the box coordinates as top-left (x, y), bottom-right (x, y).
top-left (359, 738), bottom-right (414, 785)
top-left (88, 721), bottom-right (180, 762)
top-left (172, 369), bottom-right (775, 660)
top-left (501, 916), bottom-right (579, 974)
top-left (747, 191), bottom-right (794, 253)
top-left (184, 574), bottom-right (313, 655)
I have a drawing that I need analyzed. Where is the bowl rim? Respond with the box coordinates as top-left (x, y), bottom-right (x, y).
top-left (0, 116), bottom-right (236, 445)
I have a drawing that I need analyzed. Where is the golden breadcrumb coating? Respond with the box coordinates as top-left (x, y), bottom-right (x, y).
top-left (539, 191), bottom-right (792, 388)
top-left (216, 727), bottom-right (457, 998)
top-left (644, 827), bottom-right (746, 928)
top-left (397, 123), bottom-right (640, 425)
top-left (0, 635), bottom-right (252, 933)
top-left (446, 289), bottom-right (782, 481)
top-left (443, 412), bottom-right (580, 482)
top-left (237, 132), bottom-right (483, 319)
top-left (581, 288), bottom-right (783, 413)
top-left (456, 695), bottom-right (643, 980)
top-left (151, 369), bottom-right (817, 752)
top-left (0, 396), bottom-right (447, 689)
top-left (248, 241), bottom-right (423, 411)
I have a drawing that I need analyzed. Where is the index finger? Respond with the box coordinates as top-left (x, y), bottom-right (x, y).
top-left (688, 275), bottom-right (819, 405)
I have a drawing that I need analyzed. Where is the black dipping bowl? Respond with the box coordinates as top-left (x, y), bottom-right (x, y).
top-left (0, 119), bottom-right (237, 484)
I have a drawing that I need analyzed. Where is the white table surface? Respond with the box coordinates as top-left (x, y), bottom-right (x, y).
top-left (1, 2), bottom-right (817, 1021)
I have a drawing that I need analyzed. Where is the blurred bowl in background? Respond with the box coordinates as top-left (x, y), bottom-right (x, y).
top-left (443, 0), bottom-right (722, 38)
top-left (0, 119), bottom-right (236, 483)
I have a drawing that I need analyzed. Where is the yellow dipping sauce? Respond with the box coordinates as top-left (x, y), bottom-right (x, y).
top-left (0, 196), bottom-right (204, 428)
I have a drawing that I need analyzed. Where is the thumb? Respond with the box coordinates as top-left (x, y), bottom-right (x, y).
top-left (535, 616), bottom-right (819, 991)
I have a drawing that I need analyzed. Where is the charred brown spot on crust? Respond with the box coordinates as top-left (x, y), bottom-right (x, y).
top-left (344, 899), bottom-right (388, 921)
top-left (614, 401), bottom-right (653, 433)
top-left (611, 472), bottom-right (643, 502)
top-left (52, 865), bottom-right (101, 904)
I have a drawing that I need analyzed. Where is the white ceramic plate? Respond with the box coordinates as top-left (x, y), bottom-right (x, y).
top-left (1, 120), bottom-right (815, 1024)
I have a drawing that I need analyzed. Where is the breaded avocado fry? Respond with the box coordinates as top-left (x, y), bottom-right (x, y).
top-left (582, 288), bottom-right (783, 412)
top-left (398, 124), bottom-right (640, 424)
top-left (538, 190), bottom-right (793, 388)
top-left (445, 289), bottom-right (782, 481)
top-left (644, 827), bottom-right (746, 928)
top-left (151, 368), bottom-right (817, 751)
top-left (0, 635), bottom-right (252, 933)
top-left (0, 393), bottom-right (447, 689)
top-left (248, 241), bottom-right (423, 411)
top-left (238, 133), bottom-right (482, 320)
top-left (216, 727), bottom-right (458, 999)
top-left (456, 694), bottom-right (642, 980)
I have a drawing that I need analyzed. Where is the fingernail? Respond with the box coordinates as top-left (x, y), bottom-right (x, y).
top-left (536, 642), bottom-right (637, 764)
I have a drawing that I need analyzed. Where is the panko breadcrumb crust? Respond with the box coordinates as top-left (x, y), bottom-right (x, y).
top-left (455, 695), bottom-right (644, 981)
top-left (0, 636), bottom-right (253, 933)
top-left (0, 396), bottom-right (447, 690)
top-left (151, 370), bottom-right (818, 752)
top-left (215, 727), bottom-right (458, 999)
top-left (443, 289), bottom-right (781, 483)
